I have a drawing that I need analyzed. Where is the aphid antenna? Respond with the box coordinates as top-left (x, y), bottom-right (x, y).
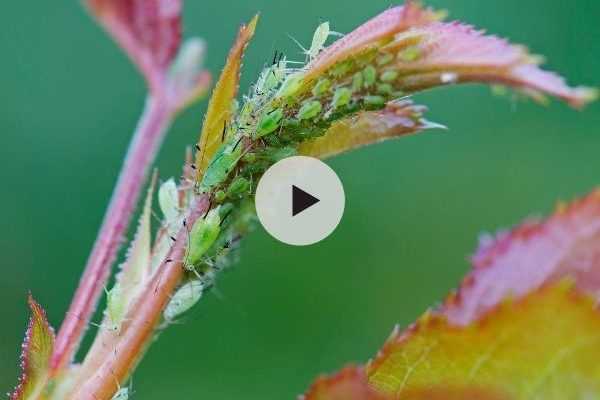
top-left (287, 33), bottom-right (308, 55)
top-left (232, 136), bottom-right (245, 152)
top-left (203, 199), bottom-right (213, 218)
top-left (150, 209), bottom-right (167, 226)
top-left (221, 120), bottom-right (228, 142)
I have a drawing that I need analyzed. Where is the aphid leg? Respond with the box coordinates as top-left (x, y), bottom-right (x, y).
top-left (221, 120), bottom-right (227, 142)
top-left (203, 200), bottom-right (213, 219)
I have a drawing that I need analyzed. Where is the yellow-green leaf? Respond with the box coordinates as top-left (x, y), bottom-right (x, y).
top-left (195, 15), bottom-right (258, 181)
top-left (368, 283), bottom-right (600, 400)
top-left (298, 100), bottom-right (437, 159)
top-left (11, 295), bottom-right (55, 400)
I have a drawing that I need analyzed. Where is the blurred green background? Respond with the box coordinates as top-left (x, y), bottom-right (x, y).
top-left (1, 0), bottom-right (599, 398)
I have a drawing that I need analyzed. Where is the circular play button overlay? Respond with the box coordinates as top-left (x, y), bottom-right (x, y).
top-left (255, 156), bottom-right (345, 246)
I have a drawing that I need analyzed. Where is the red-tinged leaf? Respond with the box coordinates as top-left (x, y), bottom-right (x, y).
top-left (301, 366), bottom-right (507, 400)
top-left (395, 387), bottom-right (510, 400)
top-left (304, 2), bottom-right (441, 82)
top-left (301, 366), bottom-right (392, 400)
top-left (442, 189), bottom-right (600, 326)
top-left (86, 0), bottom-right (182, 92)
top-left (298, 100), bottom-right (441, 159)
top-left (386, 22), bottom-right (597, 108)
top-left (368, 283), bottom-right (600, 399)
top-left (11, 295), bottom-right (55, 400)
top-left (195, 15), bottom-right (259, 181)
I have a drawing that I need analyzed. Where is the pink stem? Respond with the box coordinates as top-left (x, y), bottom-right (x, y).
top-left (69, 196), bottom-right (210, 400)
top-left (51, 95), bottom-right (173, 373)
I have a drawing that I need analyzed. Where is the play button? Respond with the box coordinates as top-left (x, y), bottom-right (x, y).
top-left (255, 156), bottom-right (345, 246)
top-left (292, 185), bottom-right (320, 216)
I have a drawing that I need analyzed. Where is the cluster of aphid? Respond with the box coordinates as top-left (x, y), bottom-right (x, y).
top-left (102, 21), bottom-right (427, 348)
top-left (165, 22), bottom-right (429, 323)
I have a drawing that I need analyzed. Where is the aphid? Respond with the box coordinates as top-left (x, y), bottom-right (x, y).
top-left (163, 280), bottom-right (205, 321)
top-left (376, 53), bottom-right (394, 66)
top-left (307, 22), bottom-right (330, 59)
top-left (276, 72), bottom-right (304, 99)
top-left (255, 108), bottom-right (284, 138)
top-left (380, 70), bottom-right (399, 83)
top-left (267, 146), bottom-right (297, 162)
top-left (214, 190), bottom-right (226, 203)
top-left (226, 176), bottom-right (250, 198)
top-left (297, 100), bottom-right (322, 120)
top-left (377, 83), bottom-right (393, 95)
top-left (185, 208), bottom-right (221, 271)
top-left (312, 78), bottom-right (331, 97)
top-left (351, 72), bottom-right (363, 92)
top-left (399, 46), bottom-right (421, 62)
top-left (363, 95), bottom-right (385, 107)
top-left (329, 60), bottom-right (353, 78)
top-left (242, 152), bottom-right (257, 163)
top-left (256, 56), bottom-right (287, 93)
top-left (198, 140), bottom-right (243, 192)
top-left (331, 87), bottom-right (352, 109)
top-left (362, 65), bottom-right (377, 87)
top-left (105, 285), bottom-right (125, 333)
top-left (158, 178), bottom-right (180, 223)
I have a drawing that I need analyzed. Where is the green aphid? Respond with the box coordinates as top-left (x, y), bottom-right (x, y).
top-left (376, 53), bottom-right (394, 66)
top-left (399, 46), bottom-right (421, 62)
top-left (105, 284), bottom-right (125, 332)
top-left (258, 60), bottom-right (287, 93)
top-left (362, 65), bottom-right (377, 87)
top-left (226, 176), bottom-right (250, 198)
top-left (312, 78), bottom-right (331, 97)
top-left (255, 108), bottom-right (284, 138)
top-left (352, 73), bottom-right (363, 92)
top-left (218, 202), bottom-right (235, 221)
top-left (242, 152), bottom-right (256, 163)
top-left (377, 83), bottom-right (393, 95)
top-left (331, 87), bottom-right (352, 109)
top-left (185, 208), bottom-right (221, 270)
top-left (199, 142), bottom-right (243, 192)
top-left (277, 72), bottom-right (304, 98)
top-left (380, 70), bottom-right (399, 83)
top-left (329, 60), bottom-right (353, 77)
top-left (163, 280), bottom-right (204, 322)
top-left (363, 95), bottom-right (385, 107)
top-left (282, 118), bottom-right (301, 130)
top-left (214, 190), bottom-right (226, 203)
top-left (266, 146), bottom-right (297, 162)
top-left (307, 22), bottom-right (330, 59)
top-left (297, 100), bottom-right (322, 120)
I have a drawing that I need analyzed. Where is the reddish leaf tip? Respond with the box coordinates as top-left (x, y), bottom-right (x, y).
top-left (11, 295), bottom-right (55, 400)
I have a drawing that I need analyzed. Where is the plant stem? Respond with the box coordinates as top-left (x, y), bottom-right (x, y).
top-left (69, 196), bottom-right (210, 400)
top-left (51, 95), bottom-right (173, 374)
